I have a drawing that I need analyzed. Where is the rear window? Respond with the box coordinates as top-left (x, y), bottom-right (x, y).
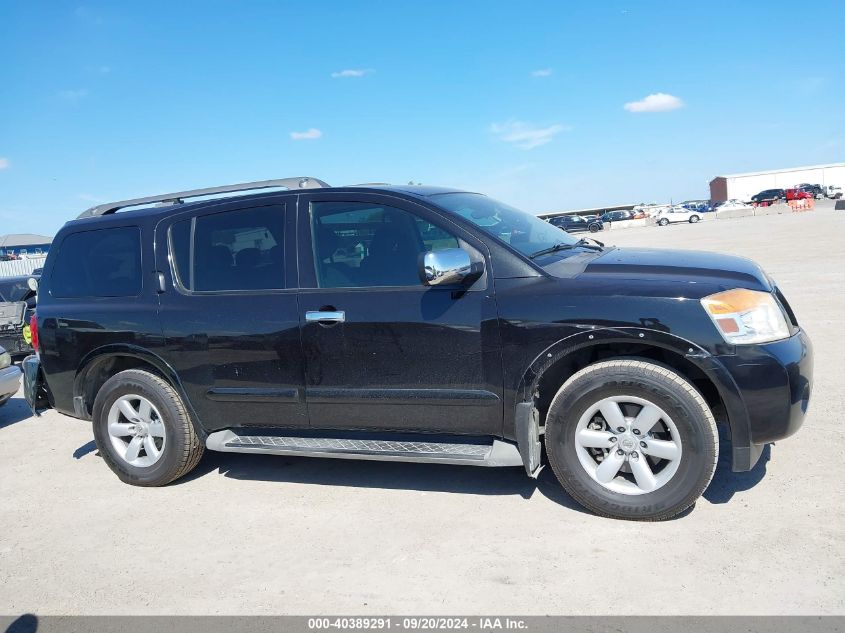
top-left (50, 227), bottom-right (142, 298)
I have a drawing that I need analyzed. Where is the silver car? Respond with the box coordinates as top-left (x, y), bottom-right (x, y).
top-left (0, 345), bottom-right (21, 406)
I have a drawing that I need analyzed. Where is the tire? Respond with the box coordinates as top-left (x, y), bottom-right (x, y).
top-left (0, 394), bottom-right (9, 407)
top-left (545, 359), bottom-right (718, 521)
top-left (589, 224), bottom-right (600, 233)
top-left (92, 369), bottom-right (204, 486)
top-left (658, 218), bottom-right (669, 226)
top-left (689, 215), bottom-right (700, 223)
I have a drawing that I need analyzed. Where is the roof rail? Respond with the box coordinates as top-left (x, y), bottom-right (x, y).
top-left (77, 176), bottom-right (331, 219)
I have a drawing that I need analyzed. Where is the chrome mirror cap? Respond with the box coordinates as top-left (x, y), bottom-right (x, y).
top-left (420, 248), bottom-right (473, 286)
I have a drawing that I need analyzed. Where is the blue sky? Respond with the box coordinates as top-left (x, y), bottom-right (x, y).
top-left (1, 0), bottom-right (843, 235)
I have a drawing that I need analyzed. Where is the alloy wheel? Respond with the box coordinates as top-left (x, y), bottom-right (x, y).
top-left (107, 394), bottom-right (167, 467)
top-left (573, 395), bottom-right (683, 495)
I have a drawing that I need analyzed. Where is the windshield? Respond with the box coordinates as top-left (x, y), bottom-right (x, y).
top-left (432, 192), bottom-right (578, 257)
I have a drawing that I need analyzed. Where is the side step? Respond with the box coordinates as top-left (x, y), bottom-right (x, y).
top-left (206, 431), bottom-right (523, 467)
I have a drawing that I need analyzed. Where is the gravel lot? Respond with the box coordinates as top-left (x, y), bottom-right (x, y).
top-left (1, 201), bottom-right (843, 616)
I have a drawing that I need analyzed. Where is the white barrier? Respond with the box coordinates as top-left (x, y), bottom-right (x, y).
top-left (0, 256), bottom-right (46, 278)
top-left (602, 218), bottom-right (656, 230)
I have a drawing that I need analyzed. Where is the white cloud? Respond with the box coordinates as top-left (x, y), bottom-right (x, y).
top-left (290, 128), bottom-right (323, 141)
top-left (330, 68), bottom-right (374, 78)
top-left (0, 158), bottom-right (9, 170)
top-left (531, 68), bottom-right (553, 77)
top-left (59, 88), bottom-right (89, 102)
top-left (490, 120), bottom-right (569, 150)
top-left (624, 92), bottom-right (684, 113)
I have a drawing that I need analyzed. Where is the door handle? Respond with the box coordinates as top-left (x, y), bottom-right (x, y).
top-left (305, 310), bottom-right (346, 324)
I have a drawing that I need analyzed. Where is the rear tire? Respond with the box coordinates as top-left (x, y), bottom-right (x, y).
top-left (545, 360), bottom-right (718, 520)
top-left (689, 215), bottom-right (700, 223)
top-left (92, 369), bottom-right (204, 486)
top-left (658, 218), bottom-right (669, 226)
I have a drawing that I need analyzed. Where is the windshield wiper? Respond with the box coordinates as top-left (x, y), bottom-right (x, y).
top-left (528, 239), bottom-right (603, 260)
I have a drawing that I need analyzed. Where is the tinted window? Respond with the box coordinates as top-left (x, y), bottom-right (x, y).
top-left (51, 227), bottom-right (142, 298)
top-left (311, 201), bottom-right (459, 288)
top-left (170, 205), bottom-right (285, 292)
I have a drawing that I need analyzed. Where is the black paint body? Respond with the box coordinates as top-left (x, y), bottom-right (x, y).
top-left (31, 185), bottom-right (813, 471)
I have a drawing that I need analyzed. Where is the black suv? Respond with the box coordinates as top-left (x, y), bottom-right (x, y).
top-left (600, 210), bottom-right (634, 223)
top-left (750, 189), bottom-right (786, 203)
top-left (548, 214), bottom-right (603, 233)
top-left (23, 177), bottom-right (813, 520)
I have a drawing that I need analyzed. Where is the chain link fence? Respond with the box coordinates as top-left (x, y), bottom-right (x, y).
top-left (0, 256), bottom-right (47, 278)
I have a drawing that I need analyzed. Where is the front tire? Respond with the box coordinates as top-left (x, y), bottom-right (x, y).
top-left (545, 360), bottom-right (718, 520)
top-left (589, 223), bottom-right (600, 233)
top-left (689, 215), bottom-right (700, 223)
top-left (92, 369), bottom-right (204, 486)
top-left (657, 218), bottom-right (669, 226)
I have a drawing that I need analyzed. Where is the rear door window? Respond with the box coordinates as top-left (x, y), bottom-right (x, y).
top-left (169, 204), bottom-right (285, 292)
top-left (51, 227), bottom-right (142, 298)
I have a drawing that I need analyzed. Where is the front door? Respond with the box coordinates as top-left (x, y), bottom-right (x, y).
top-left (297, 193), bottom-right (503, 437)
top-left (154, 197), bottom-right (307, 433)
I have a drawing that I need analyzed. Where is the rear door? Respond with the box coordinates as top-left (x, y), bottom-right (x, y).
top-left (296, 192), bottom-right (504, 437)
top-left (154, 197), bottom-right (307, 433)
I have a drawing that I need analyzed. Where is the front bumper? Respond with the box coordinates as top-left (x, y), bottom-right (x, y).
top-left (0, 363), bottom-right (22, 399)
top-left (714, 329), bottom-right (813, 470)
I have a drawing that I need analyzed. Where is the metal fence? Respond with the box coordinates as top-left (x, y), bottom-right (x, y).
top-left (0, 256), bottom-right (47, 278)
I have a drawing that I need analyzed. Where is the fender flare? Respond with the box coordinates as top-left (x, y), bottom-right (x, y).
top-left (512, 326), bottom-right (752, 471)
top-left (72, 344), bottom-right (207, 439)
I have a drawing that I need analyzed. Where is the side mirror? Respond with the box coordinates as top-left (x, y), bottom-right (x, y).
top-left (27, 277), bottom-right (38, 292)
top-left (419, 248), bottom-right (476, 286)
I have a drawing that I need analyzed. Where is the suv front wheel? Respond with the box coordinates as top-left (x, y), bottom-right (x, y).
top-left (92, 369), bottom-right (204, 486)
top-left (545, 360), bottom-right (718, 520)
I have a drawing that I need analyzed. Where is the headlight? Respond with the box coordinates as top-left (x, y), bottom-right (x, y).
top-left (0, 351), bottom-right (10, 369)
top-left (701, 288), bottom-right (790, 345)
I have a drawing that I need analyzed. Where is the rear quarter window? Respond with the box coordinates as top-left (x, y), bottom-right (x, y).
top-left (50, 227), bottom-right (143, 298)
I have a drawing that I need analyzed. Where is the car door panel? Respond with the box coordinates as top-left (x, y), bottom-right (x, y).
top-left (154, 198), bottom-right (308, 433)
top-left (296, 193), bottom-right (504, 436)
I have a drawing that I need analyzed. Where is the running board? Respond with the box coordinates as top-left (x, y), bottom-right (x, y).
top-left (206, 431), bottom-right (523, 467)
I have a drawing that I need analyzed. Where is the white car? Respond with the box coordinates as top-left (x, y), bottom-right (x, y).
top-left (655, 206), bottom-right (703, 226)
top-left (714, 199), bottom-right (751, 211)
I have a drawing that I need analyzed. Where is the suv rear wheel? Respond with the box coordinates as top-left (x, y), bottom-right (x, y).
top-left (92, 369), bottom-right (204, 486)
top-left (545, 359), bottom-right (718, 520)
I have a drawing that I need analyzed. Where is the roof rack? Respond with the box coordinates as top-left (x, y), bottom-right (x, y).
top-left (77, 176), bottom-right (331, 219)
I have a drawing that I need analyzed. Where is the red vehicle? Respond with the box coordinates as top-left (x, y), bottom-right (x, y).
top-left (786, 188), bottom-right (812, 201)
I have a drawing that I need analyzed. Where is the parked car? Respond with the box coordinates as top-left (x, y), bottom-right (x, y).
top-left (786, 188), bottom-right (813, 201)
top-left (0, 275), bottom-right (38, 358)
top-left (654, 206), bottom-right (702, 226)
top-left (796, 184), bottom-right (825, 199)
top-left (750, 189), bottom-right (786, 203)
top-left (548, 214), bottom-right (603, 233)
top-left (681, 201), bottom-right (713, 213)
top-left (0, 344), bottom-right (21, 407)
top-left (600, 210), bottom-right (635, 223)
top-left (23, 177), bottom-right (813, 521)
top-left (713, 199), bottom-right (751, 212)
top-left (824, 185), bottom-right (843, 199)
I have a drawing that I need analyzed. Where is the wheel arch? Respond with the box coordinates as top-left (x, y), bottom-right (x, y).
top-left (513, 327), bottom-right (752, 470)
top-left (73, 345), bottom-right (206, 439)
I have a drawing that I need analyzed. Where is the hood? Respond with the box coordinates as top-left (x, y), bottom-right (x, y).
top-left (580, 247), bottom-right (771, 291)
